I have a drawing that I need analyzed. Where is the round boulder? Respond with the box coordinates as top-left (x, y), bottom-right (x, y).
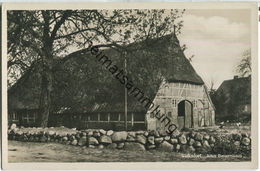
top-left (154, 137), bottom-right (164, 144)
top-left (136, 135), bottom-right (147, 145)
top-left (128, 132), bottom-right (136, 137)
top-left (164, 136), bottom-right (171, 141)
top-left (98, 144), bottom-right (104, 149)
top-left (78, 136), bottom-right (87, 146)
top-left (181, 145), bottom-right (196, 154)
top-left (241, 137), bottom-right (251, 146)
top-left (107, 143), bottom-right (117, 149)
top-left (149, 130), bottom-right (160, 138)
top-left (204, 134), bottom-right (210, 140)
top-left (93, 131), bottom-right (101, 137)
top-left (117, 142), bottom-right (125, 149)
top-left (159, 130), bottom-right (167, 137)
top-left (175, 144), bottom-right (181, 152)
top-left (88, 137), bottom-right (99, 145)
top-left (126, 135), bottom-right (136, 142)
top-left (82, 132), bottom-right (88, 136)
top-left (147, 136), bottom-right (155, 145)
top-left (188, 138), bottom-right (195, 146)
top-left (171, 129), bottom-right (180, 138)
top-left (202, 140), bottom-right (211, 148)
top-left (232, 133), bottom-right (242, 141)
top-left (99, 129), bottom-right (106, 135)
top-left (158, 141), bottom-right (174, 152)
top-left (107, 130), bottom-right (114, 136)
top-left (170, 138), bottom-right (178, 145)
top-left (147, 144), bottom-right (156, 150)
top-left (88, 145), bottom-right (95, 148)
top-left (71, 139), bottom-right (78, 146)
top-left (234, 141), bottom-right (240, 146)
top-left (99, 135), bottom-right (112, 145)
top-left (209, 136), bottom-right (216, 144)
top-left (10, 123), bottom-right (17, 130)
top-left (194, 141), bottom-right (202, 148)
top-left (194, 133), bottom-right (204, 141)
top-left (48, 130), bottom-right (55, 136)
top-left (111, 131), bottom-right (128, 142)
top-left (124, 142), bottom-right (146, 151)
top-left (136, 131), bottom-right (145, 135)
top-left (189, 131), bottom-right (196, 138)
top-left (178, 134), bottom-right (187, 144)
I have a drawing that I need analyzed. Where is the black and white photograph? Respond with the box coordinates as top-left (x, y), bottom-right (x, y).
top-left (1, 2), bottom-right (258, 170)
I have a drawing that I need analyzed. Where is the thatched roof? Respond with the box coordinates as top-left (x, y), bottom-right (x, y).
top-left (8, 63), bottom-right (42, 111)
top-left (215, 76), bottom-right (251, 105)
top-left (8, 33), bottom-right (204, 113)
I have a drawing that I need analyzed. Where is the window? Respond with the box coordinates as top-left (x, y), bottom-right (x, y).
top-left (13, 112), bottom-right (18, 120)
top-left (22, 113), bottom-right (35, 123)
top-left (120, 113), bottom-right (125, 121)
top-left (119, 113), bottom-right (132, 121)
top-left (193, 100), bottom-right (197, 108)
top-left (9, 112), bottom-right (18, 121)
top-left (89, 114), bottom-right (98, 121)
top-left (110, 113), bottom-right (119, 121)
top-left (168, 112), bottom-right (172, 118)
top-left (172, 99), bottom-right (177, 107)
top-left (81, 115), bottom-right (88, 122)
top-left (100, 113), bottom-right (108, 121)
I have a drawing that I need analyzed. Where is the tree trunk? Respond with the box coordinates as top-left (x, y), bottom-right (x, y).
top-left (39, 68), bottom-right (53, 127)
top-left (38, 44), bottom-right (53, 128)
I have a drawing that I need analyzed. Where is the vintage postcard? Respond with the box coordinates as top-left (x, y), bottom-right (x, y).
top-left (1, 2), bottom-right (258, 170)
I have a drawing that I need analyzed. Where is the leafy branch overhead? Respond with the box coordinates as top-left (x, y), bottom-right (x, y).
top-left (8, 9), bottom-right (185, 83)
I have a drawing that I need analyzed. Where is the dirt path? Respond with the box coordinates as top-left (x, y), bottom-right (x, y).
top-left (8, 141), bottom-right (250, 162)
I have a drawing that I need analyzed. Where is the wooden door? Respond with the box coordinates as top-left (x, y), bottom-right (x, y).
top-left (184, 101), bottom-right (193, 128)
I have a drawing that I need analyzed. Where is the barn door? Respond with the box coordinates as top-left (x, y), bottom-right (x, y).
top-left (184, 101), bottom-right (193, 128)
top-left (178, 100), bottom-right (193, 128)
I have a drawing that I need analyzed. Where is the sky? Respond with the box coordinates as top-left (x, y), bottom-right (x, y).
top-left (178, 9), bottom-right (251, 89)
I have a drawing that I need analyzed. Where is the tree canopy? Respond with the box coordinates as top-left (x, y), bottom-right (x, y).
top-left (236, 49), bottom-right (251, 77)
top-left (8, 9), bottom-right (185, 85)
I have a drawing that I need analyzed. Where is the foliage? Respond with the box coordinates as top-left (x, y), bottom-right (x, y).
top-left (8, 9), bottom-right (185, 85)
top-left (236, 49), bottom-right (251, 77)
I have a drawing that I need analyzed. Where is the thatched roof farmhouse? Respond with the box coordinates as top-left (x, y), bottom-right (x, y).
top-left (214, 75), bottom-right (251, 122)
top-left (8, 33), bottom-right (215, 130)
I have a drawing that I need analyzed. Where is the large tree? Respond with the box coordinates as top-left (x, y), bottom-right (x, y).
top-left (236, 49), bottom-right (251, 77)
top-left (8, 9), bottom-right (185, 127)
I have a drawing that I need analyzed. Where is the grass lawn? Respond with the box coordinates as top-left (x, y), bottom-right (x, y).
top-left (8, 140), bottom-right (250, 162)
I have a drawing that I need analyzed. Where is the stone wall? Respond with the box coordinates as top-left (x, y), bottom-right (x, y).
top-left (8, 127), bottom-right (251, 156)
